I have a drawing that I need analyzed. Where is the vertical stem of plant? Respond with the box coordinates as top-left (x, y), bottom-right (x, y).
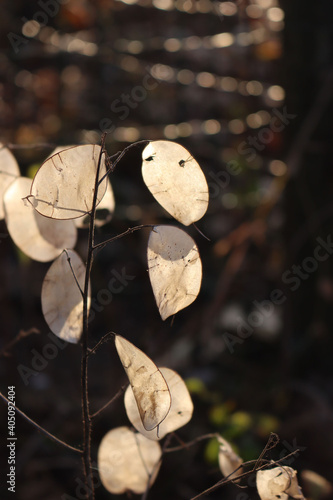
top-left (81, 136), bottom-right (107, 500)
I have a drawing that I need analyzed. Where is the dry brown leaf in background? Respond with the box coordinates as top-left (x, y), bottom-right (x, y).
top-left (142, 140), bottom-right (209, 226)
top-left (115, 335), bottom-right (171, 432)
top-left (41, 249), bottom-right (89, 343)
top-left (29, 144), bottom-right (107, 219)
top-left (147, 225), bottom-right (202, 320)
top-left (0, 144), bottom-right (20, 220)
top-left (98, 426), bottom-right (162, 495)
top-left (124, 367), bottom-right (194, 440)
top-left (4, 177), bottom-right (77, 262)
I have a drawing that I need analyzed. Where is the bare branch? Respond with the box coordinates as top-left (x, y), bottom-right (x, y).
top-left (93, 224), bottom-right (155, 251)
top-left (0, 391), bottom-right (82, 454)
top-left (91, 384), bottom-right (127, 419)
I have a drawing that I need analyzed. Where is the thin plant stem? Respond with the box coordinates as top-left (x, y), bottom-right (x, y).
top-left (163, 433), bottom-right (220, 453)
top-left (91, 385), bottom-right (127, 419)
top-left (93, 224), bottom-right (155, 251)
top-left (64, 249), bottom-right (84, 298)
top-left (0, 327), bottom-right (40, 357)
top-left (0, 391), bottom-right (82, 454)
top-left (87, 332), bottom-right (115, 358)
top-left (80, 133), bottom-right (107, 500)
top-left (98, 139), bottom-right (149, 184)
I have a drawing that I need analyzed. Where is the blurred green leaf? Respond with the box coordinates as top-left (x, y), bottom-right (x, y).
top-left (209, 404), bottom-right (229, 426)
top-left (204, 437), bottom-right (219, 465)
top-left (185, 377), bottom-right (206, 395)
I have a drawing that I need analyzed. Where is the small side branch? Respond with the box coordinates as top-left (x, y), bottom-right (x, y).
top-left (0, 391), bottom-right (82, 454)
top-left (93, 224), bottom-right (155, 251)
top-left (0, 328), bottom-right (40, 357)
top-left (91, 385), bottom-right (127, 419)
top-left (64, 249), bottom-right (84, 298)
top-left (163, 433), bottom-right (220, 453)
top-left (98, 139), bottom-right (150, 185)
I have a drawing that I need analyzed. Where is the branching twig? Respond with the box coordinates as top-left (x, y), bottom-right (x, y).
top-left (189, 450), bottom-right (300, 500)
top-left (0, 391), bottom-right (82, 454)
top-left (64, 249), bottom-right (84, 298)
top-left (91, 385), bottom-right (127, 419)
top-left (93, 224), bottom-right (155, 251)
top-left (163, 433), bottom-right (220, 453)
top-left (87, 332), bottom-right (115, 358)
top-left (98, 139), bottom-right (149, 185)
top-left (0, 328), bottom-right (40, 357)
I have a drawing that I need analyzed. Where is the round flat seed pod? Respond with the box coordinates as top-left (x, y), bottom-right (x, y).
top-left (115, 335), bottom-right (171, 431)
top-left (41, 249), bottom-right (89, 343)
top-left (4, 177), bottom-right (77, 262)
top-left (0, 143), bottom-right (20, 220)
top-left (142, 140), bottom-right (209, 225)
top-left (98, 426), bottom-right (162, 495)
top-left (75, 178), bottom-right (115, 228)
top-left (257, 467), bottom-right (305, 500)
top-left (125, 367), bottom-right (194, 440)
top-left (147, 225), bottom-right (202, 320)
top-left (30, 144), bottom-right (108, 219)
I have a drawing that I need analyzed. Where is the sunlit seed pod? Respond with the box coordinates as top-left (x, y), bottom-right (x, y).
top-left (4, 177), bottom-right (77, 262)
top-left (98, 426), bottom-right (162, 494)
top-left (115, 335), bottom-right (171, 431)
top-left (30, 144), bottom-right (108, 219)
top-left (0, 143), bottom-right (21, 220)
top-left (142, 140), bottom-right (209, 225)
top-left (257, 467), bottom-right (305, 500)
top-left (41, 249), bottom-right (90, 343)
top-left (147, 225), bottom-right (202, 320)
top-left (125, 367), bottom-right (194, 440)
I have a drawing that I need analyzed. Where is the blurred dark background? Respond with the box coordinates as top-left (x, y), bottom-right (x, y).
top-left (1, 0), bottom-right (333, 499)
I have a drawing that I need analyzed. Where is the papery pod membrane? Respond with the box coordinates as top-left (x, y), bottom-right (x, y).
top-left (75, 178), bottom-right (115, 228)
top-left (147, 225), bottom-right (202, 320)
top-left (0, 143), bottom-right (20, 220)
top-left (98, 426), bottom-right (162, 495)
top-left (125, 367), bottom-right (193, 440)
top-left (256, 467), bottom-right (305, 500)
top-left (142, 140), bottom-right (209, 225)
top-left (41, 249), bottom-right (90, 343)
top-left (115, 335), bottom-right (171, 431)
top-left (29, 144), bottom-right (108, 219)
top-left (218, 435), bottom-right (243, 480)
top-left (3, 177), bottom-right (77, 262)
